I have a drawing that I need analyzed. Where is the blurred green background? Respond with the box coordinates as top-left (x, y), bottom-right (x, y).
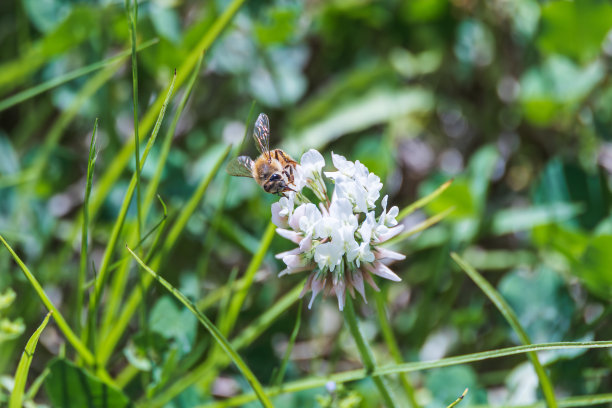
top-left (1, 0), bottom-right (611, 406)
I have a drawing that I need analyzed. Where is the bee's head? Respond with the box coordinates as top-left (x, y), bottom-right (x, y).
top-left (263, 172), bottom-right (288, 194)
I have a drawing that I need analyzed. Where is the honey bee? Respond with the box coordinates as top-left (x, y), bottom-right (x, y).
top-left (227, 113), bottom-right (298, 194)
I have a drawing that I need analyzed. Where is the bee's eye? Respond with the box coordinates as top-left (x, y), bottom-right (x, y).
top-left (269, 174), bottom-right (282, 181)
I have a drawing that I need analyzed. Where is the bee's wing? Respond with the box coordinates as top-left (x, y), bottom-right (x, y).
top-left (253, 113), bottom-right (271, 160)
top-left (226, 156), bottom-right (254, 178)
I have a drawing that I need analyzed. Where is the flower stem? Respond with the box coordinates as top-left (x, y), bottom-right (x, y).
top-left (344, 295), bottom-right (397, 407)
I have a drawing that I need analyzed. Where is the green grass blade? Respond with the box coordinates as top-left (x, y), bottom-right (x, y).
top-left (450, 253), bottom-right (558, 408)
top-left (126, 247), bottom-right (274, 408)
top-left (76, 119), bottom-right (98, 335)
top-left (0, 235), bottom-right (95, 366)
top-left (144, 276), bottom-right (302, 408)
top-left (344, 295), bottom-right (396, 407)
top-left (398, 179), bottom-right (453, 221)
top-left (384, 206), bottom-right (454, 247)
top-left (25, 63), bottom-right (119, 186)
top-left (272, 299), bottom-right (302, 387)
top-left (85, 71), bottom-right (176, 347)
top-left (374, 290), bottom-right (419, 408)
top-left (446, 389), bottom-right (468, 408)
top-left (100, 54), bottom-right (204, 336)
top-left (98, 144), bottom-right (231, 365)
top-left (0, 39), bottom-right (157, 113)
top-left (199, 341), bottom-right (612, 407)
top-left (9, 311), bottom-right (52, 408)
top-left (126, 0), bottom-right (143, 245)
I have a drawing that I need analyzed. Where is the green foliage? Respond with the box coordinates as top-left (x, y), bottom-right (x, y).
top-left (43, 359), bottom-right (130, 408)
top-left (1, 0), bottom-right (612, 406)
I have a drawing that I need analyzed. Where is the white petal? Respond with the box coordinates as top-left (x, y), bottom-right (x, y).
top-left (276, 228), bottom-right (302, 244)
top-left (366, 262), bottom-right (401, 282)
top-left (334, 279), bottom-right (346, 311)
top-left (374, 247), bottom-right (406, 261)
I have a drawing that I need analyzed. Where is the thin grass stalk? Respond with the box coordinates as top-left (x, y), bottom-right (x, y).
top-left (271, 299), bottom-right (302, 387)
top-left (0, 236), bottom-right (99, 373)
top-left (0, 39), bottom-right (158, 113)
top-left (144, 222), bottom-right (279, 407)
top-left (53, 0), bottom-right (247, 289)
top-left (199, 341), bottom-right (612, 408)
top-left (398, 179), bottom-right (453, 221)
top-left (98, 145), bottom-right (231, 364)
top-left (76, 119), bottom-right (98, 335)
top-left (384, 206), bottom-right (454, 247)
top-left (141, 284), bottom-right (302, 406)
top-left (446, 389), bottom-right (468, 408)
top-left (344, 295), bottom-right (397, 407)
top-left (126, 0), bottom-right (143, 245)
top-left (84, 71), bottom-right (176, 349)
top-left (373, 290), bottom-right (419, 408)
top-left (9, 311), bottom-right (52, 408)
top-left (100, 55), bottom-right (203, 335)
top-left (127, 247), bottom-right (274, 408)
top-left (88, 0), bottom-right (248, 220)
top-left (451, 253), bottom-right (558, 408)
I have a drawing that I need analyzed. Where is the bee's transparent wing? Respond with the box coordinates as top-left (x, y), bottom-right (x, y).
top-left (253, 113), bottom-right (271, 160)
top-left (226, 156), bottom-right (254, 178)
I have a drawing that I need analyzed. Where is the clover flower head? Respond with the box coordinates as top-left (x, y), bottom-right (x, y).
top-left (271, 150), bottom-right (405, 310)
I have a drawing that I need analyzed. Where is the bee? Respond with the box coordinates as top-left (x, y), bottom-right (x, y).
top-left (226, 113), bottom-right (298, 194)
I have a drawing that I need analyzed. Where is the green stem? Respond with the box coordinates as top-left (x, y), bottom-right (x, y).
top-left (374, 290), bottom-right (419, 408)
top-left (344, 296), bottom-right (396, 407)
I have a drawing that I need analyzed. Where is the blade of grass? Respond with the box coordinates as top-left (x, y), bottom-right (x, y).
top-left (126, 0), bottom-right (143, 246)
top-left (446, 388), bottom-right (468, 408)
top-left (373, 290), bottom-right (420, 408)
top-left (1, 235), bottom-right (93, 364)
top-left (384, 206), bottom-right (454, 247)
top-left (76, 119), bottom-right (98, 335)
top-left (118, 282), bottom-right (303, 391)
top-left (143, 235), bottom-right (294, 408)
top-left (0, 39), bottom-right (158, 113)
top-left (344, 295), bottom-right (397, 407)
top-left (100, 54), bottom-right (204, 336)
top-left (98, 144), bottom-right (232, 365)
top-left (84, 70), bottom-right (176, 349)
top-left (398, 179), bottom-right (453, 221)
top-left (9, 311), bottom-right (52, 408)
top-left (451, 253), bottom-right (558, 408)
top-left (127, 247), bottom-right (273, 408)
top-left (199, 341), bottom-right (612, 408)
top-left (271, 299), bottom-right (302, 387)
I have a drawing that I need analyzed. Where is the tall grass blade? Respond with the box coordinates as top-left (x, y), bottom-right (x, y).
top-left (374, 290), bottom-right (419, 407)
top-left (451, 253), bottom-right (558, 408)
top-left (85, 71), bottom-right (176, 348)
top-left (398, 179), bottom-right (453, 220)
top-left (126, 0), bottom-right (143, 245)
top-left (446, 388), bottom-right (468, 408)
top-left (0, 39), bottom-right (158, 113)
top-left (99, 144), bottom-right (231, 364)
top-left (9, 311), bottom-right (52, 408)
top-left (76, 119), bottom-right (98, 335)
top-left (272, 299), bottom-right (302, 387)
top-left (200, 341), bottom-right (612, 408)
top-left (101, 54), bottom-right (204, 335)
top-left (126, 247), bottom-right (274, 408)
top-left (344, 295), bottom-right (397, 407)
top-left (0, 235), bottom-right (95, 366)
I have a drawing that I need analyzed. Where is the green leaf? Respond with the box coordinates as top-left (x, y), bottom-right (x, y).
top-left (150, 296), bottom-right (197, 354)
top-left (538, 0), bottom-right (612, 63)
top-left (520, 57), bottom-right (605, 125)
top-left (44, 359), bottom-right (130, 408)
top-left (576, 235), bottom-right (612, 299)
top-left (425, 366), bottom-right (483, 408)
top-left (255, 7), bottom-right (299, 45)
top-left (490, 203), bottom-right (582, 235)
top-left (9, 312), bottom-right (51, 408)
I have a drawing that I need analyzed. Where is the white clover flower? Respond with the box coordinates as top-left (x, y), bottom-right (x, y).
top-left (273, 150), bottom-right (407, 310)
